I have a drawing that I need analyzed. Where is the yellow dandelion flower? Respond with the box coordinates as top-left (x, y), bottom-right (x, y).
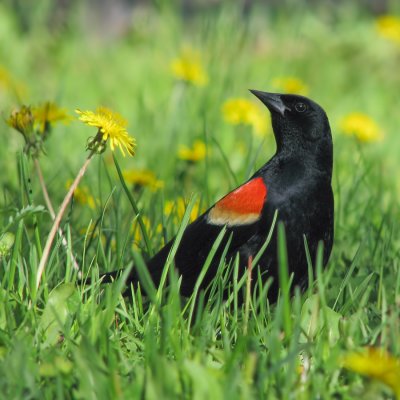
top-left (340, 112), bottom-right (383, 143)
top-left (122, 168), bottom-right (164, 191)
top-left (131, 217), bottom-right (162, 249)
top-left (222, 98), bottom-right (269, 137)
top-left (376, 15), bottom-right (400, 45)
top-left (272, 76), bottom-right (309, 95)
top-left (0, 66), bottom-right (27, 99)
top-left (66, 179), bottom-right (97, 209)
top-left (7, 105), bottom-right (46, 157)
top-left (0, 66), bottom-right (12, 88)
top-left (178, 140), bottom-right (207, 162)
top-left (76, 107), bottom-right (136, 157)
top-left (8, 103), bottom-right (71, 157)
top-left (342, 347), bottom-right (400, 398)
top-left (7, 105), bottom-right (34, 136)
top-left (33, 102), bottom-right (71, 134)
top-left (171, 47), bottom-right (208, 87)
top-left (164, 197), bottom-right (202, 222)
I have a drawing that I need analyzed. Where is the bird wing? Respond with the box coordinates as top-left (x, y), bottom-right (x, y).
top-left (207, 177), bottom-right (268, 227)
top-left (144, 177), bottom-right (270, 294)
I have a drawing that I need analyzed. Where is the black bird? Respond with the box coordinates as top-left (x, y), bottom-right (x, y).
top-left (103, 91), bottom-right (334, 301)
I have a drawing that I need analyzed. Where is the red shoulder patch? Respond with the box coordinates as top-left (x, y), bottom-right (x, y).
top-left (208, 177), bottom-right (267, 226)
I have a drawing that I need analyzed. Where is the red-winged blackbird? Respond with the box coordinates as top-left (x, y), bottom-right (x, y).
top-left (101, 91), bottom-right (334, 301)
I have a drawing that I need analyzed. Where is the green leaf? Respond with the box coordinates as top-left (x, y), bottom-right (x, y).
top-left (300, 294), bottom-right (342, 345)
top-left (39, 283), bottom-right (80, 347)
top-left (0, 232), bottom-right (15, 257)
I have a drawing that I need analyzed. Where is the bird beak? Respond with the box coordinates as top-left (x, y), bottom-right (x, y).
top-left (249, 90), bottom-right (290, 116)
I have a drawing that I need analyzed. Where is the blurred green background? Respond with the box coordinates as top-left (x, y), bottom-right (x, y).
top-left (1, 0), bottom-right (399, 186)
top-left (1, 1), bottom-right (400, 398)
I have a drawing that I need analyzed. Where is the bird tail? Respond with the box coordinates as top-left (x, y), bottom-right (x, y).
top-left (98, 270), bottom-right (125, 283)
top-left (78, 245), bottom-right (171, 292)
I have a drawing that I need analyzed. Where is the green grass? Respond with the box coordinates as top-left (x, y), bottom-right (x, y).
top-left (1, 1), bottom-right (400, 398)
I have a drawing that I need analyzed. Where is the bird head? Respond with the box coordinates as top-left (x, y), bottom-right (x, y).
top-left (250, 90), bottom-right (332, 173)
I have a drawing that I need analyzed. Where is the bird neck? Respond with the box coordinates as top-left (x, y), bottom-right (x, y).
top-left (274, 143), bottom-right (333, 181)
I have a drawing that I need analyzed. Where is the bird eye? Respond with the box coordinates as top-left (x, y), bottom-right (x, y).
top-left (294, 102), bottom-right (307, 113)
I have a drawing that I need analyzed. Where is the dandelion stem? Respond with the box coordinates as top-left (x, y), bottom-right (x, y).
top-left (36, 153), bottom-right (94, 289)
top-left (113, 154), bottom-right (153, 256)
top-left (34, 158), bottom-right (80, 273)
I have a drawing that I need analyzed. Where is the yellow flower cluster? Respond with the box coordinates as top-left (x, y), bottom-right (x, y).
top-left (222, 98), bottom-right (269, 137)
top-left (33, 102), bottom-right (70, 134)
top-left (171, 48), bottom-right (208, 86)
top-left (76, 107), bottom-right (136, 157)
top-left (8, 102), bottom-right (70, 136)
top-left (7, 102), bottom-right (71, 157)
top-left (8, 103), bottom-right (137, 160)
top-left (164, 197), bottom-right (202, 223)
top-left (272, 76), bottom-right (309, 95)
top-left (376, 15), bottom-right (400, 45)
top-left (123, 168), bottom-right (164, 191)
top-left (340, 112), bottom-right (383, 143)
top-left (342, 347), bottom-right (400, 398)
top-left (131, 217), bottom-right (163, 249)
top-left (178, 140), bottom-right (206, 162)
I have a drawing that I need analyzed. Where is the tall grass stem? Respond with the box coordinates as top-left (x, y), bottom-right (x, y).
top-left (34, 158), bottom-right (80, 273)
top-left (36, 153), bottom-right (94, 289)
